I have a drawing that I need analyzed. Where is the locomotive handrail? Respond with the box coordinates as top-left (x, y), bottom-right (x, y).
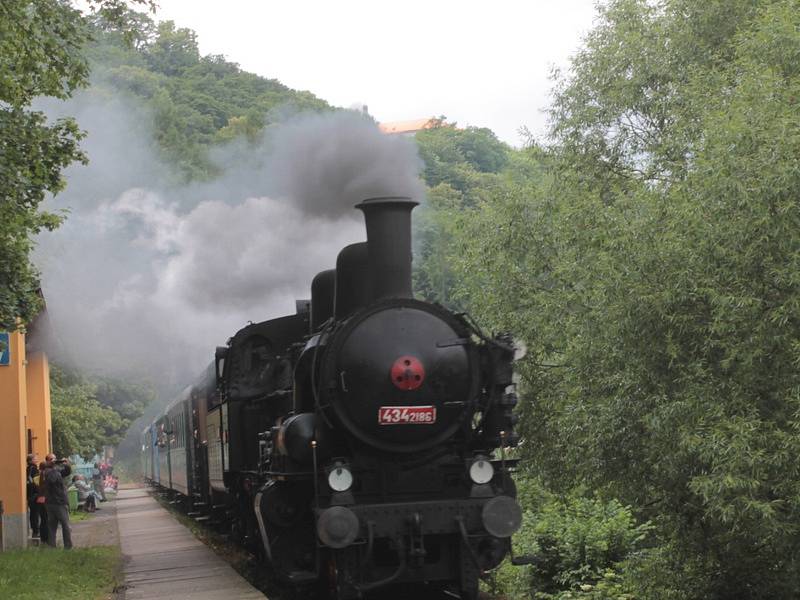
top-left (253, 488), bottom-right (272, 561)
top-left (311, 440), bottom-right (319, 510)
top-left (310, 321), bottom-right (335, 428)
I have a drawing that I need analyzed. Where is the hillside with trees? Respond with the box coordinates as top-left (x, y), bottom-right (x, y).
top-left (85, 13), bottom-right (331, 181)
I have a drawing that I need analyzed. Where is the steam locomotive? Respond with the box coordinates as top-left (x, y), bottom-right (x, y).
top-left (141, 196), bottom-right (522, 599)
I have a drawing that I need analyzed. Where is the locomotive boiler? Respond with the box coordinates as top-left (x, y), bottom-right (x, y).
top-left (142, 196), bottom-right (522, 599)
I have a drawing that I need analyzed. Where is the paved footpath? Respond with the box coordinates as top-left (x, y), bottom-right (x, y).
top-left (71, 494), bottom-right (119, 548)
top-left (115, 487), bottom-right (266, 600)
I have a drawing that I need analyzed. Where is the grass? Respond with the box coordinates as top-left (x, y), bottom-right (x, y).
top-left (70, 508), bottom-right (91, 522)
top-left (0, 546), bottom-right (121, 600)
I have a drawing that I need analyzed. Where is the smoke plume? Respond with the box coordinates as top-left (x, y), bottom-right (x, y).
top-left (35, 92), bottom-right (424, 390)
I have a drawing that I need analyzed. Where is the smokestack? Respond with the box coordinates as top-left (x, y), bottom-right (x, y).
top-left (356, 196), bottom-right (419, 300)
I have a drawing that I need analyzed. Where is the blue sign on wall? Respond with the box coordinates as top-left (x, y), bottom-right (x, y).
top-left (0, 332), bottom-right (10, 366)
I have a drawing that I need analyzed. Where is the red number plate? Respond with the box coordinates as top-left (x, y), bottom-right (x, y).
top-left (378, 406), bottom-right (437, 425)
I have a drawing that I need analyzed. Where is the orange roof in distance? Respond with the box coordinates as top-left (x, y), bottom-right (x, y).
top-left (379, 118), bottom-right (438, 135)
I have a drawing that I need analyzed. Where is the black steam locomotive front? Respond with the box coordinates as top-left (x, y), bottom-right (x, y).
top-left (255, 197), bottom-right (522, 599)
top-left (321, 296), bottom-right (478, 453)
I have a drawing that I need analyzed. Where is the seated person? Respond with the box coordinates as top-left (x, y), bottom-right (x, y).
top-left (73, 475), bottom-right (98, 512)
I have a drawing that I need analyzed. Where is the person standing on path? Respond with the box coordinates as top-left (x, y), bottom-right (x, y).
top-left (92, 462), bottom-right (107, 502)
top-left (26, 454), bottom-right (42, 538)
top-left (36, 461), bottom-right (50, 544)
top-left (43, 453), bottom-right (73, 549)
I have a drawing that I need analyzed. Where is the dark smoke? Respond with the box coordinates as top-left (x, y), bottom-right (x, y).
top-left (264, 111), bottom-right (425, 218)
top-left (34, 90), bottom-right (424, 390)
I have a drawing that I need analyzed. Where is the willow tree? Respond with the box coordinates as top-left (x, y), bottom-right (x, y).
top-left (448, 1), bottom-right (800, 597)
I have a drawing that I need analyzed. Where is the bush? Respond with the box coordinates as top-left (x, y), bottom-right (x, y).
top-left (485, 479), bottom-right (649, 600)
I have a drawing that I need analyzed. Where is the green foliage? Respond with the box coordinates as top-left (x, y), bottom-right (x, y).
top-left (0, 1), bottom-right (89, 329)
top-left (0, 0), bottom-right (151, 330)
top-left (415, 121), bottom-right (509, 200)
top-left (50, 363), bottom-right (155, 459)
top-left (526, 495), bottom-right (648, 597)
top-left (547, 0), bottom-right (763, 188)
top-left (144, 20), bottom-right (199, 76)
top-left (419, 0), bottom-right (800, 597)
top-left (412, 122), bottom-right (518, 304)
top-left (620, 544), bottom-right (715, 600)
top-left (486, 477), bottom-right (647, 600)
top-left (50, 365), bottom-right (150, 459)
top-left (51, 369), bottom-right (120, 459)
top-left (413, 183), bottom-right (462, 306)
top-left (94, 376), bottom-right (156, 423)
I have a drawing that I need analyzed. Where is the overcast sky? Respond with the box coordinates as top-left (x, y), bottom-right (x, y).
top-left (153, 0), bottom-right (599, 146)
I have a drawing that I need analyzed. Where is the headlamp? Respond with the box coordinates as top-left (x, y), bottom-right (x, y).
top-left (327, 463), bottom-right (353, 492)
top-left (469, 457), bottom-right (495, 485)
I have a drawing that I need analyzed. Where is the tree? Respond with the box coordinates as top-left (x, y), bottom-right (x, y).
top-left (145, 20), bottom-right (200, 76)
top-left (413, 121), bottom-right (515, 304)
top-left (50, 366), bottom-right (124, 459)
top-left (94, 376), bottom-right (156, 425)
top-left (415, 121), bottom-right (509, 199)
top-left (0, 0), bottom-right (152, 331)
top-left (444, 1), bottom-right (800, 597)
top-left (50, 366), bottom-right (154, 459)
top-left (1, 1), bottom-right (88, 330)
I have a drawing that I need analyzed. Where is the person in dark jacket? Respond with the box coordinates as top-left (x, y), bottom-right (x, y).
top-left (36, 461), bottom-right (50, 544)
top-left (26, 454), bottom-right (42, 538)
top-left (43, 454), bottom-right (72, 549)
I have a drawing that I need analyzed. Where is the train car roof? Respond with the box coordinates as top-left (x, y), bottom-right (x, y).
top-left (162, 361), bottom-right (217, 414)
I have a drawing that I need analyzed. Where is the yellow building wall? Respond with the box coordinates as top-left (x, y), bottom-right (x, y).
top-left (26, 352), bottom-right (52, 458)
top-left (0, 329), bottom-right (28, 549)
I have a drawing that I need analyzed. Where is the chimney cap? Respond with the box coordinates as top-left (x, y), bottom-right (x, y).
top-left (355, 196), bottom-right (419, 210)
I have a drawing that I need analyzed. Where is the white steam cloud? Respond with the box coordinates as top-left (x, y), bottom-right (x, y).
top-left (34, 93), bottom-right (424, 387)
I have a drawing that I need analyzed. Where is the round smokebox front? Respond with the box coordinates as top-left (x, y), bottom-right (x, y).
top-left (324, 301), bottom-right (476, 453)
